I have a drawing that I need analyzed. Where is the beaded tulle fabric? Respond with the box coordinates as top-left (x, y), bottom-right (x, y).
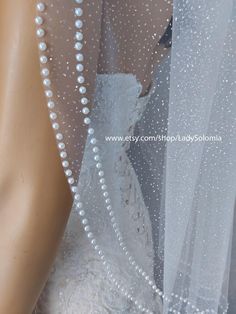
top-left (34, 0), bottom-right (236, 313)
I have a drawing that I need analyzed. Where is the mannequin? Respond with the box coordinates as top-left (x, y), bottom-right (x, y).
top-left (0, 1), bottom-right (73, 313)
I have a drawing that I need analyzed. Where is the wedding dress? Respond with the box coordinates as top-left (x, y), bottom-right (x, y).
top-left (33, 0), bottom-right (236, 313)
top-left (35, 73), bottom-right (164, 314)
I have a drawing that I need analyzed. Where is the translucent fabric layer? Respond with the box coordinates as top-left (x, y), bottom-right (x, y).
top-left (34, 0), bottom-right (236, 313)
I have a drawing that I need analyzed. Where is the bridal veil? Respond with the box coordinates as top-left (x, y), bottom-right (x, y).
top-left (34, 0), bottom-right (236, 313)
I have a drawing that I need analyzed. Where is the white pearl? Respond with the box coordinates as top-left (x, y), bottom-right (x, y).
top-left (76, 64), bottom-right (84, 72)
top-left (82, 219), bottom-right (88, 225)
top-left (36, 2), bottom-right (46, 12)
top-left (62, 160), bottom-right (69, 168)
top-left (75, 0), bottom-right (83, 3)
top-left (68, 177), bottom-right (75, 185)
top-left (90, 138), bottom-right (97, 145)
top-left (47, 101), bottom-right (55, 109)
top-left (76, 32), bottom-right (83, 41)
top-left (35, 16), bottom-right (43, 25)
top-left (36, 28), bottom-right (45, 38)
top-left (87, 232), bottom-right (93, 239)
top-left (107, 205), bottom-right (112, 211)
top-left (79, 86), bottom-right (86, 94)
top-left (93, 147), bottom-right (99, 153)
top-left (75, 194), bottom-right (80, 200)
top-left (96, 163), bottom-right (102, 169)
top-left (41, 68), bottom-right (49, 77)
top-left (100, 178), bottom-right (105, 184)
top-left (60, 151), bottom-right (67, 159)
top-left (56, 133), bottom-right (63, 140)
top-left (76, 53), bottom-right (84, 62)
top-left (52, 123), bottom-right (59, 130)
top-left (75, 8), bottom-right (83, 16)
top-left (50, 112), bottom-right (57, 120)
top-left (105, 199), bottom-right (111, 204)
top-left (40, 55), bottom-right (48, 64)
top-left (94, 155), bottom-right (100, 162)
top-left (84, 117), bottom-right (91, 125)
top-left (75, 42), bottom-right (83, 50)
top-left (88, 128), bottom-right (94, 135)
top-left (58, 142), bottom-right (65, 150)
top-left (39, 42), bottom-right (47, 51)
top-left (79, 210), bottom-right (85, 217)
top-left (103, 192), bottom-right (109, 197)
top-left (82, 107), bottom-right (89, 115)
top-left (71, 186), bottom-right (78, 193)
top-left (84, 225), bottom-right (90, 232)
top-left (81, 97), bottom-right (88, 105)
top-left (45, 90), bottom-right (53, 97)
top-left (77, 202), bottom-right (83, 209)
top-left (98, 170), bottom-right (104, 177)
top-left (101, 184), bottom-right (107, 190)
top-left (43, 78), bottom-right (51, 86)
top-left (65, 169), bottom-right (72, 177)
top-left (77, 76), bottom-right (85, 84)
top-left (75, 20), bottom-right (83, 28)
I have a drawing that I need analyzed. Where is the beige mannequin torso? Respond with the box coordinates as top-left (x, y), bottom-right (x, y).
top-left (0, 1), bottom-right (73, 313)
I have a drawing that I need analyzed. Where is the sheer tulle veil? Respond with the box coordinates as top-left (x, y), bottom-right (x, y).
top-left (34, 0), bottom-right (236, 313)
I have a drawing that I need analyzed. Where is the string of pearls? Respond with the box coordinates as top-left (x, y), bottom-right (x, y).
top-left (34, 1), bottom-right (153, 313)
top-left (34, 2), bottom-right (228, 314)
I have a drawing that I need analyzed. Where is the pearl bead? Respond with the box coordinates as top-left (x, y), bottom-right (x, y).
top-left (75, 20), bottom-right (83, 28)
top-left (50, 112), bottom-right (57, 120)
top-left (52, 123), bottom-right (59, 130)
top-left (62, 160), bottom-right (69, 168)
top-left (107, 205), bottom-right (112, 211)
top-left (75, 42), bottom-right (83, 50)
top-left (75, 0), bottom-right (83, 3)
top-left (84, 117), bottom-right (91, 124)
top-left (65, 169), bottom-right (72, 177)
top-left (93, 147), bottom-right (99, 153)
top-left (36, 28), bottom-right (45, 38)
top-left (40, 55), bottom-right (48, 64)
top-left (105, 199), bottom-right (111, 204)
top-left (98, 170), bottom-right (104, 177)
top-left (43, 78), bottom-right (51, 86)
top-left (56, 133), bottom-right (63, 140)
top-left (47, 101), bottom-right (55, 109)
top-left (41, 68), bottom-right (49, 77)
top-left (77, 76), bottom-right (85, 84)
top-left (82, 107), bottom-right (89, 115)
top-left (101, 184), bottom-right (107, 190)
top-left (76, 32), bottom-right (83, 41)
top-left (68, 177), bottom-right (75, 185)
top-left (88, 128), bottom-right (94, 135)
top-left (39, 42), bottom-right (47, 51)
top-left (94, 155), bottom-right (100, 162)
top-left (76, 64), bottom-right (84, 72)
top-left (45, 90), bottom-right (53, 97)
top-left (81, 97), bottom-right (88, 105)
top-left (79, 86), bottom-right (86, 94)
top-left (58, 142), bottom-right (65, 150)
top-left (84, 225), bottom-right (90, 232)
top-left (90, 138), bottom-right (97, 145)
top-left (87, 232), bottom-right (93, 239)
top-left (71, 186), bottom-right (78, 193)
top-left (79, 210), bottom-right (85, 216)
top-left (82, 219), bottom-right (88, 225)
top-left (75, 193), bottom-right (80, 200)
top-left (35, 16), bottom-right (43, 25)
top-left (75, 8), bottom-right (83, 17)
top-left (60, 151), bottom-right (67, 159)
top-left (96, 163), bottom-right (102, 169)
top-left (76, 53), bottom-right (84, 62)
top-left (76, 202), bottom-right (83, 209)
top-left (103, 192), bottom-right (109, 198)
top-left (100, 178), bottom-right (105, 184)
top-left (36, 2), bottom-right (46, 12)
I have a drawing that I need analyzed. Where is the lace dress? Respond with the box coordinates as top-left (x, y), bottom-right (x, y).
top-left (35, 74), bottom-right (162, 314)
